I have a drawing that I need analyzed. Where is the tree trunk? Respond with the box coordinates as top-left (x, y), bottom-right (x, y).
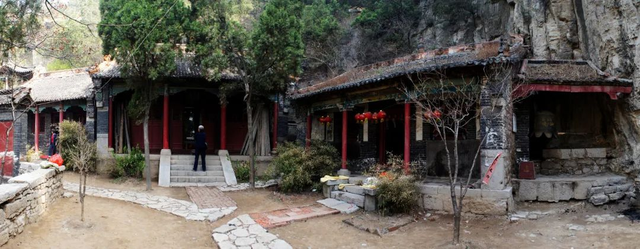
top-left (79, 172), bottom-right (84, 221)
top-left (453, 207), bottom-right (461, 244)
top-left (244, 81), bottom-right (255, 188)
top-left (81, 172), bottom-right (87, 222)
top-left (143, 107), bottom-right (152, 191)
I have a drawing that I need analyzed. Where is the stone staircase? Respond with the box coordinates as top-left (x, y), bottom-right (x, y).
top-left (169, 155), bottom-right (226, 186)
top-left (322, 175), bottom-right (377, 211)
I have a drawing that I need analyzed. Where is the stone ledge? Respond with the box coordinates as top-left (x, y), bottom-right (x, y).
top-left (8, 169), bottom-right (56, 188)
top-left (0, 184), bottom-right (29, 204)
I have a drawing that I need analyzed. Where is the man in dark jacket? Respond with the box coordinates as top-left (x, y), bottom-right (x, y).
top-left (193, 125), bottom-right (207, 171)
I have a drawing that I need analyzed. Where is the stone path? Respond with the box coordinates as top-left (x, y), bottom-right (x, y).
top-left (249, 204), bottom-right (339, 229)
top-left (317, 198), bottom-right (360, 214)
top-left (218, 180), bottom-right (279, 192)
top-left (186, 187), bottom-right (237, 209)
top-left (63, 182), bottom-right (236, 222)
top-left (212, 214), bottom-right (292, 249)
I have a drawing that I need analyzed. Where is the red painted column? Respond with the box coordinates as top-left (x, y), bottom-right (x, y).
top-left (379, 122), bottom-right (386, 163)
top-left (272, 100), bottom-right (278, 150)
top-left (34, 106), bottom-right (39, 153)
top-left (341, 110), bottom-right (348, 169)
top-left (162, 88), bottom-right (169, 150)
top-left (108, 97), bottom-right (113, 149)
top-left (404, 102), bottom-right (410, 171)
top-left (305, 114), bottom-right (312, 149)
top-left (59, 103), bottom-right (64, 123)
top-left (220, 104), bottom-right (227, 150)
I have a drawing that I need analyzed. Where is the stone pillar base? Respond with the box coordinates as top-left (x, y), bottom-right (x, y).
top-left (337, 168), bottom-right (350, 177)
top-left (158, 149), bottom-right (171, 187)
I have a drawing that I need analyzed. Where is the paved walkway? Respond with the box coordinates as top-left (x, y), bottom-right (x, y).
top-left (186, 187), bottom-right (237, 209)
top-left (212, 214), bottom-right (292, 249)
top-left (217, 180), bottom-right (279, 192)
top-left (249, 204), bottom-right (339, 228)
top-left (63, 182), bottom-right (236, 222)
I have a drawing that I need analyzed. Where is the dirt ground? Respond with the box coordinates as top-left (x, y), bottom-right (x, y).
top-left (7, 172), bottom-right (640, 249)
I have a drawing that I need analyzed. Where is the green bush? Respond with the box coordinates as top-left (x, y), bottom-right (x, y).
top-left (232, 160), bottom-right (250, 182)
top-left (111, 147), bottom-right (145, 178)
top-left (268, 140), bottom-right (340, 193)
top-left (59, 121), bottom-right (94, 171)
top-left (376, 175), bottom-right (419, 216)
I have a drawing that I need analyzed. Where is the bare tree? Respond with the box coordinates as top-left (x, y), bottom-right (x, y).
top-left (403, 64), bottom-right (526, 244)
top-left (64, 121), bottom-right (97, 222)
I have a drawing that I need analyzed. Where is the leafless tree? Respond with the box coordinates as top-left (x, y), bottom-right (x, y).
top-left (402, 63), bottom-right (527, 244)
top-left (65, 121), bottom-right (97, 222)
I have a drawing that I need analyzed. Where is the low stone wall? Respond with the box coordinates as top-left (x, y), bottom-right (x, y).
top-left (0, 169), bottom-right (63, 245)
top-left (513, 174), bottom-right (634, 205)
top-left (540, 148), bottom-right (608, 175)
top-left (418, 183), bottom-right (513, 215)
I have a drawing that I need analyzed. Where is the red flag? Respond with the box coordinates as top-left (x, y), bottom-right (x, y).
top-left (482, 152), bottom-right (502, 185)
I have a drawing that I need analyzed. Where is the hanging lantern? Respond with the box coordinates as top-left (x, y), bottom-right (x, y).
top-left (324, 116), bottom-right (332, 124)
top-left (355, 113), bottom-right (363, 123)
top-left (433, 110), bottom-right (442, 119)
top-left (371, 113), bottom-right (379, 123)
top-left (363, 112), bottom-right (372, 121)
top-left (378, 110), bottom-right (387, 122)
top-left (318, 116), bottom-right (325, 123)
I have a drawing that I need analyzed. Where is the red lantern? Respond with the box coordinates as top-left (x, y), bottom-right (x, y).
top-left (324, 116), bottom-right (332, 124)
top-left (318, 116), bottom-right (325, 123)
top-left (378, 110), bottom-right (387, 122)
top-left (363, 112), bottom-right (372, 121)
top-left (371, 113), bottom-right (379, 123)
top-left (433, 110), bottom-right (442, 119)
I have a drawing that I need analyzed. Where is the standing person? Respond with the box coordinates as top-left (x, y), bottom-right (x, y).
top-left (193, 125), bottom-right (207, 171)
top-left (49, 127), bottom-right (58, 156)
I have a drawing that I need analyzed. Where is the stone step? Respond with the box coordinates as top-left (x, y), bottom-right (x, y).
top-left (330, 191), bottom-right (365, 208)
top-left (170, 170), bottom-right (224, 177)
top-left (171, 159), bottom-right (221, 165)
top-left (171, 155), bottom-right (220, 160)
top-left (171, 165), bottom-right (223, 171)
top-left (342, 185), bottom-right (365, 195)
top-left (170, 176), bottom-right (226, 183)
top-left (348, 175), bottom-right (367, 185)
top-left (169, 182), bottom-right (227, 187)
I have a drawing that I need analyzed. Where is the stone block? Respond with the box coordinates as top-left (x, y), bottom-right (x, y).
top-left (362, 188), bottom-right (376, 196)
top-left (574, 181), bottom-right (592, 199)
top-left (585, 148), bottom-right (607, 158)
top-left (0, 226), bottom-right (7, 246)
top-left (325, 179), bottom-right (348, 186)
top-left (570, 149), bottom-right (586, 159)
top-left (481, 187), bottom-right (512, 199)
top-left (463, 197), bottom-right (508, 216)
top-left (218, 150), bottom-right (237, 186)
top-left (343, 185), bottom-right (365, 195)
top-left (589, 187), bottom-right (604, 196)
top-left (422, 196), bottom-right (444, 210)
top-left (604, 186), bottom-right (617, 194)
top-left (330, 191), bottom-right (365, 207)
top-left (589, 194), bottom-right (609, 206)
top-left (158, 149), bottom-right (171, 187)
top-left (517, 181), bottom-right (537, 201)
top-left (418, 184), bottom-right (440, 195)
top-left (8, 169), bottom-right (56, 188)
top-left (3, 198), bottom-right (27, 218)
top-left (554, 182), bottom-right (573, 201)
top-left (608, 192), bottom-right (625, 201)
top-left (322, 184), bottom-right (334, 198)
top-left (364, 195), bottom-right (376, 211)
top-left (618, 184), bottom-right (633, 192)
top-left (0, 184), bottom-right (28, 204)
top-left (537, 182), bottom-right (556, 202)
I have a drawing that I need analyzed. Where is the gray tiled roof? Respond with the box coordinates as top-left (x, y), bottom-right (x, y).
top-left (24, 70), bottom-right (93, 103)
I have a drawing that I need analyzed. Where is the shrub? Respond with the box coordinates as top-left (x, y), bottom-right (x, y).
top-left (267, 140), bottom-right (340, 193)
top-left (59, 121), bottom-right (95, 171)
top-left (232, 160), bottom-right (250, 182)
top-left (376, 175), bottom-right (419, 216)
top-left (365, 152), bottom-right (407, 177)
top-left (111, 147), bottom-right (145, 178)
top-left (25, 146), bottom-right (41, 162)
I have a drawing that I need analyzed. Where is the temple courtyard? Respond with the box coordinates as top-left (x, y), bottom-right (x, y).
top-left (0, 172), bottom-right (638, 249)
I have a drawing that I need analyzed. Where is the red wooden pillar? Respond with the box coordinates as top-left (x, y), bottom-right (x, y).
top-left (305, 113), bottom-right (312, 149)
top-left (162, 86), bottom-right (169, 150)
top-left (404, 102), bottom-right (410, 171)
top-left (59, 102), bottom-right (64, 123)
top-left (34, 106), bottom-right (39, 153)
top-left (272, 99), bottom-right (278, 150)
top-left (379, 122), bottom-right (386, 163)
top-left (220, 104), bottom-right (227, 150)
top-left (341, 110), bottom-right (347, 169)
top-left (108, 97), bottom-right (113, 149)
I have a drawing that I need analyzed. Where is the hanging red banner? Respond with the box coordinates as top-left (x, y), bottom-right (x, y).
top-left (482, 152), bottom-right (502, 185)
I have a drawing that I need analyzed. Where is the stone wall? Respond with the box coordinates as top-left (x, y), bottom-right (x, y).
top-left (418, 183), bottom-right (514, 215)
top-left (513, 175), bottom-right (634, 205)
top-left (540, 148), bottom-right (609, 175)
top-left (0, 168), bottom-right (63, 246)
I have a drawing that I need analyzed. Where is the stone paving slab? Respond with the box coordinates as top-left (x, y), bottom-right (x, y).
top-left (212, 214), bottom-right (292, 249)
top-left (317, 198), bottom-right (360, 214)
top-left (63, 182), bottom-right (236, 222)
top-left (186, 187), bottom-right (237, 209)
top-left (249, 204), bottom-right (339, 229)
top-left (217, 180), bottom-right (278, 192)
